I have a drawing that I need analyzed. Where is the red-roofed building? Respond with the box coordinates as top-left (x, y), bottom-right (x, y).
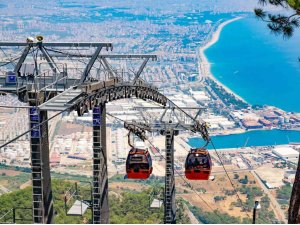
top-left (242, 119), bottom-right (263, 129)
top-left (50, 151), bottom-right (61, 167)
top-left (259, 118), bottom-right (272, 127)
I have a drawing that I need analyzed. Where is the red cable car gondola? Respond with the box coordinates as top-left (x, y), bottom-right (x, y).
top-left (126, 148), bottom-right (153, 179)
top-left (185, 148), bottom-right (212, 180)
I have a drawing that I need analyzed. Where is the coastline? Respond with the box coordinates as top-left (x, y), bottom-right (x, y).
top-left (187, 129), bottom-right (300, 150)
top-left (199, 16), bottom-right (246, 103)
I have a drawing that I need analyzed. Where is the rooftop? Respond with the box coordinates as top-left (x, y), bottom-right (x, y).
top-left (273, 146), bottom-right (299, 156)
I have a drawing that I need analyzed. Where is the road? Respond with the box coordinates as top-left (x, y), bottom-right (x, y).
top-left (0, 184), bottom-right (10, 194)
top-left (251, 171), bottom-right (287, 223)
top-left (183, 202), bottom-right (200, 224)
top-left (212, 168), bottom-right (251, 175)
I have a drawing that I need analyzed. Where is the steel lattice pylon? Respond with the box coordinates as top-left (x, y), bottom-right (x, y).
top-left (92, 105), bottom-right (109, 223)
top-left (164, 130), bottom-right (176, 224)
top-left (123, 106), bottom-right (210, 224)
top-left (29, 106), bottom-right (54, 224)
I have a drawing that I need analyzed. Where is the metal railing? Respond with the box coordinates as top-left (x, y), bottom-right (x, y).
top-left (0, 208), bottom-right (32, 224)
top-left (64, 182), bottom-right (93, 216)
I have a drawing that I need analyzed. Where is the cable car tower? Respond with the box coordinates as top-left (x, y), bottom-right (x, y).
top-left (0, 37), bottom-right (210, 224)
top-left (121, 105), bottom-right (210, 223)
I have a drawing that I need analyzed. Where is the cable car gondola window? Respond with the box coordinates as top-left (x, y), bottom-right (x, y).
top-left (148, 154), bottom-right (152, 168)
top-left (130, 155), bottom-right (144, 162)
top-left (139, 163), bottom-right (149, 170)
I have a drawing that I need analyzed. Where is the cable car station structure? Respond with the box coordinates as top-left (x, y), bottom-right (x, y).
top-left (0, 38), bottom-right (210, 224)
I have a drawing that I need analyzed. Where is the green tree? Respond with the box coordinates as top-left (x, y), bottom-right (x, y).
top-left (214, 196), bottom-right (226, 202)
top-left (277, 184), bottom-right (292, 200)
top-left (189, 205), bottom-right (241, 224)
top-left (0, 179), bottom-right (191, 224)
top-left (239, 175), bottom-right (249, 185)
top-left (254, 0), bottom-right (300, 38)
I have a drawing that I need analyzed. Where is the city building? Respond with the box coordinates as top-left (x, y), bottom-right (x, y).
top-left (283, 170), bottom-right (296, 184)
top-left (241, 119), bottom-right (263, 129)
top-left (190, 90), bottom-right (210, 102)
top-left (272, 146), bottom-right (299, 163)
top-left (264, 112), bottom-right (278, 120)
top-left (188, 74), bottom-right (197, 82)
top-left (259, 118), bottom-right (272, 127)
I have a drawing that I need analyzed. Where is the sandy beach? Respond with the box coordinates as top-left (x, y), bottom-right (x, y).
top-left (199, 17), bottom-right (247, 103)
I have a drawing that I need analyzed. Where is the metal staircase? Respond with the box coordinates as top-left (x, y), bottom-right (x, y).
top-left (39, 88), bottom-right (82, 111)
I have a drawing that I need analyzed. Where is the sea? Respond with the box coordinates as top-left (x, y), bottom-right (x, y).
top-left (190, 15), bottom-right (300, 149)
top-left (205, 16), bottom-right (300, 113)
top-left (189, 129), bottom-right (300, 149)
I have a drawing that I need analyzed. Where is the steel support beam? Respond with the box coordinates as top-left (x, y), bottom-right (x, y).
top-left (0, 42), bottom-right (112, 48)
top-left (133, 106), bottom-right (206, 110)
top-left (29, 103), bottom-right (54, 224)
top-left (14, 45), bottom-right (31, 75)
top-left (47, 54), bottom-right (157, 59)
top-left (92, 104), bottom-right (109, 224)
top-left (81, 46), bottom-right (102, 83)
top-left (39, 47), bottom-right (60, 74)
top-left (100, 58), bottom-right (116, 79)
top-left (133, 58), bottom-right (149, 84)
top-left (164, 130), bottom-right (176, 224)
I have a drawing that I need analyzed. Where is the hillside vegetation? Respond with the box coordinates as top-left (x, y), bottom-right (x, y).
top-left (288, 0), bottom-right (300, 8)
top-left (0, 179), bottom-right (190, 224)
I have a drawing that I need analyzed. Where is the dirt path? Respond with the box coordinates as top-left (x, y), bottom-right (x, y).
top-left (183, 202), bottom-right (200, 224)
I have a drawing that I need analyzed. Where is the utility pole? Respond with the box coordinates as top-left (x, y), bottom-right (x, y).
top-left (252, 201), bottom-right (261, 224)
